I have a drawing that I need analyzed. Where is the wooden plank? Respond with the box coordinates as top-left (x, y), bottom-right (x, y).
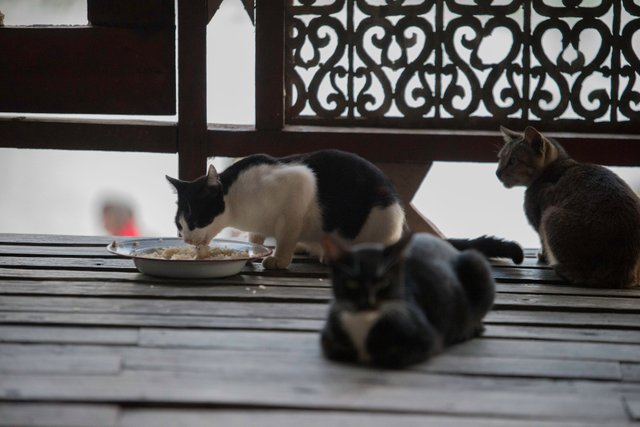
top-left (0, 27), bottom-right (175, 115)
top-left (493, 294), bottom-right (640, 313)
top-left (0, 371), bottom-right (629, 422)
top-left (2, 340), bottom-right (638, 392)
top-left (0, 257), bottom-right (134, 271)
top-left (119, 408), bottom-right (624, 427)
top-left (2, 276), bottom-right (639, 312)
top-left (625, 395), bottom-right (640, 420)
top-left (0, 261), bottom-right (329, 279)
top-left (177, 0), bottom-right (208, 181)
top-left (137, 328), bottom-right (314, 350)
top-left (9, 335), bottom-right (627, 382)
top-left (0, 311), bottom-right (324, 331)
top-left (0, 274), bottom-right (328, 289)
top-left (2, 295), bottom-right (640, 329)
top-left (492, 267), bottom-right (561, 283)
top-left (0, 403), bottom-right (118, 427)
top-left (0, 269), bottom-right (145, 281)
top-left (0, 325), bottom-right (138, 345)
top-left (496, 282), bottom-right (640, 298)
top-left (421, 354), bottom-right (620, 381)
top-left (449, 338), bottom-right (640, 363)
top-left (0, 118), bottom-right (176, 153)
top-left (88, 0), bottom-right (174, 28)
top-left (0, 268), bottom-right (328, 287)
top-left (0, 310), bottom-right (637, 337)
top-left (0, 405), bottom-right (614, 427)
top-left (0, 341), bottom-right (621, 381)
top-left (255, 0), bottom-right (285, 129)
top-left (0, 280), bottom-right (329, 303)
top-left (2, 280), bottom-right (640, 321)
top-left (622, 363), bottom-right (640, 382)
top-left (0, 296), bottom-right (326, 320)
top-left (206, 125), bottom-right (640, 166)
top-left (0, 352), bottom-right (121, 375)
top-left (0, 234), bottom-right (119, 246)
top-left (1, 275), bottom-right (638, 315)
top-left (0, 245), bottom-right (123, 257)
top-left (486, 309), bottom-right (640, 329)
top-left (4, 405), bottom-right (630, 427)
top-left (484, 324), bottom-right (640, 344)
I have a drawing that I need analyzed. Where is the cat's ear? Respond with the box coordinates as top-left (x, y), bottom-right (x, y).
top-left (524, 126), bottom-right (545, 154)
top-left (499, 126), bottom-right (521, 143)
top-left (206, 164), bottom-right (219, 186)
top-left (166, 175), bottom-right (183, 193)
top-left (322, 234), bottom-right (349, 263)
top-left (383, 232), bottom-right (413, 266)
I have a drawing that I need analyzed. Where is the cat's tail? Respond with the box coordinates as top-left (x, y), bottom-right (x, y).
top-left (447, 235), bottom-right (524, 265)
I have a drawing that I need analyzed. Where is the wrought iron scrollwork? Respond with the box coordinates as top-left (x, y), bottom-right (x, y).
top-left (286, 0), bottom-right (640, 132)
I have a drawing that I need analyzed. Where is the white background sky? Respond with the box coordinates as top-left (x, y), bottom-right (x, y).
top-left (0, 0), bottom-right (637, 248)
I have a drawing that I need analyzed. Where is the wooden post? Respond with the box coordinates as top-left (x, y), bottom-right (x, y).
top-left (177, 0), bottom-right (208, 180)
top-left (255, 0), bottom-right (285, 130)
top-left (375, 162), bottom-right (445, 238)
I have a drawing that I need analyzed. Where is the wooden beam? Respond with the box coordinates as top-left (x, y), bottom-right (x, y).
top-left (177, 0), bottom-right (208, 180)
top-left (241, 0), bottom-right (255, 24)
top-left (206, 125), bottom-right (640, 166)
top-left (375, 162), bottom-right (445, 237)
top-left (207, 0), bottom-right (224, 23)
top-left (254, 0), bottom-right (285, 130)
top-left (88, 0), bottom-right (174, 28)
top-left (0, 27), bottom-right (175, 115)
top-left (0, 118), bottom-right (176, 153)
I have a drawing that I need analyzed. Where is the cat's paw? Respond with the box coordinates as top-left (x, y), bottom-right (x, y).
top-left (294, 243), bottom-right (308, 254)
top-left (262, 255), bottom-right (290, 270)
top-left (537, 250), bottom-right (547, 262)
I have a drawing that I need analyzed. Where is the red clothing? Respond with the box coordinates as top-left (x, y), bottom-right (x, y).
top-left (116, 218), bottom-right (140, 236)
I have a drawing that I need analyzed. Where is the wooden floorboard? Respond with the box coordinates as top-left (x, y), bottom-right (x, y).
top-left (1, 404), bottom-right (625, 427)
top-left (118, 408), bottom-right (633, 427)
top-left (0, 233), bottom-right (639, 425)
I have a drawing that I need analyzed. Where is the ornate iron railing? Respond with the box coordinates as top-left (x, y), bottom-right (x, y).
top-left (286, 0), bottom-right (640, 132)
top-left (2, 0), bottom-right (639, 181)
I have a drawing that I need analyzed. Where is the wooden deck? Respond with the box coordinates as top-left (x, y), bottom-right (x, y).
top-left (0, 233), bottom-right (639, 426)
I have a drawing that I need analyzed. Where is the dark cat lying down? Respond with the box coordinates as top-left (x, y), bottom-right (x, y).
top-left (321, 233), bottom-right (520, 368)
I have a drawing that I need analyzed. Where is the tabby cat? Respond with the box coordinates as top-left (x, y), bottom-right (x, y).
top-left (166, 150), bottom-right (405, 269)
top-left (496, 125), bottom-right (640, 288)
top-left (320, 233), bottom-right (521, 368)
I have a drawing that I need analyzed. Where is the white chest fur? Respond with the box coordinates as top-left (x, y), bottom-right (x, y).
top-left (340, 310), bottom-right (381, 362)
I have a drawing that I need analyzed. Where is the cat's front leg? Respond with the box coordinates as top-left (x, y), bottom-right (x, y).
top-left (537, 248), bottom-right (547, 262)
top-left (248, 233), bottom-right (265, 245)
top-left (537, 236), bottom-right (549, 263)
top-left (367, 304), bottom-right (440, 368)
top-left (262, 238), bottom-right (297, 269)
top-left (320, 307), bottom-right (358, 363)
top-left (261, 218), bottom-right (302, 269)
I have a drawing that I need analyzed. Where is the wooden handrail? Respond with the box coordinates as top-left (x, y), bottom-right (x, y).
top-left (0, 0), bottom-right (638, 180)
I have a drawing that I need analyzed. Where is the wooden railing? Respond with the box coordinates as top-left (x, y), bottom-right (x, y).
top-left (1, 0), bottom-right (639, 183)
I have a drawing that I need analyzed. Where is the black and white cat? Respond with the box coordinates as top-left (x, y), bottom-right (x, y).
top-left (320, 232), bottom-right (515, 368)
top-left (166, 150), bottom-right (405, 269)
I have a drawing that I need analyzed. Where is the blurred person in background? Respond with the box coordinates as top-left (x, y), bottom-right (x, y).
top-left (101, 199), bottom-right (140, 236)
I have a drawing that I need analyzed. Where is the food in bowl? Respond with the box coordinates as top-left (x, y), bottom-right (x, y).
top-left (141, 245), bottom-right (249, 260)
